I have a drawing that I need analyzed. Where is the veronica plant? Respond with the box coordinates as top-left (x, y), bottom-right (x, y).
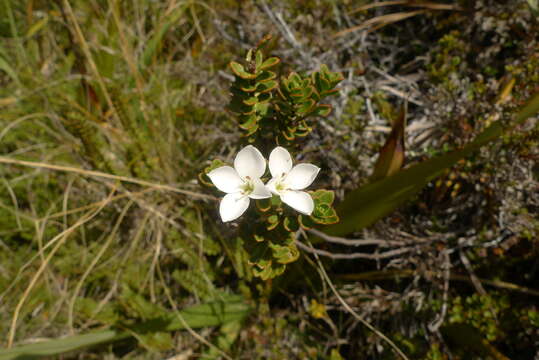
top-left (227, 35), bottom-right (343, 144)
top-left (202, 35), bottom-right (341, 280)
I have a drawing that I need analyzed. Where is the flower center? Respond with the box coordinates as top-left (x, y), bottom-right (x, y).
top-left (275, 181), bottom-right (287, 192)
top-left (241, 177), bottom-right (254, 195)
top-left (273, 174), bottom-right (289, 194)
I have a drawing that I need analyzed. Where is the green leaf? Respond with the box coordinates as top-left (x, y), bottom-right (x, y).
top-left (327, 92), bottom-right (539, 235)
top-left (297, 86), bottom-right (315, 101)
top-left (245, 123), bottom-right (259, 136)
top-left (202, 320), bottom-right (242, 359)
top-left (0, 330), bottom-right (130, 360)
top-left (247, 241), bottom-right (272, 267)
top-left (256, 80), bottom-right (278, 93)
top-left (281, 128), bottom-right (296, 141)
top-left (137, 332), bottom-right (173, 352)
top-left (120, 285), bottom-right (165, 320)
top-left (320, 64), bottom-right (330, 76)
top-left (270, 194), bottom-right (282, 207)
top-left (295, 121), bottom-right (312, 137)
top-left (245, 49), bottom-right (253, 62)
top-left (258, 56), bottom-right (280, 71)
top-left (312, 208), bottom-right (340, 225)
top-left (296, 99), bottom-right (316, 115)
top-left (228, 96), bottom-right (254, 114)
top-left (268, 215), bottom-right (279, 223)
top-left (313, 203), bottom-right (331, 218)
top-left (316, 208), bottom-right (339, 225)
top-left (313, 104), bottom-right (332, 117)
top-left (239, 113), bottom-right (257, 130)
top-left (229, 61), bottom-right (256, 79)
top-left (283, 216), bottom-right (300, 232)
top-left (76, 297), bottom-right (119, 325)
top-left (327, 71), bottom-right (344, 86)
top-left (320, 88), bottom-right (339, 97)
top-left (256, 70), bottom-right (276, 83)
top-left (267, 214), bottom-right (279, 230)
top-left (257, 92), bottom-right (272, 103)
top-left (239, 83), bottom-right (257, 92)
top-left (270, 242), bottom-right (300, 264)
top-left (311, 190), bottom-right (335, 205)
top-left (252, 260), bottom-right (286, 280)
top-left (299, 214), bottom-right (316, 229)
top-left (0, 296), bottom-right (250, 360)
top-left (243, 97), bottom-right (258, 106)
top-left (254, 102), bottom-right (270, 117)
top-left (313, 72), bottom-right (331, 93)
top-left (255, 50), bottom-right (264, 69)
top-left (289, 87), bottom-right (305, 98)
top-left (256, 198), bottom-right (272, 212)
top-left (287, 72), bottom-right (302, 88)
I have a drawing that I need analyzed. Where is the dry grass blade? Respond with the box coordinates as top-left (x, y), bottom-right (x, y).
top-left (296, 240), bottom-right (414, 260)
top-left (67, 200), bottom-right (134, 333)
top-left (349, 0), bottom-right (461, 14)
top-left (42, 188), bottom-right (156, 221)
top-left (338, 270), bottom-right (539, 297)
top-left (156, 254), bottom-right (233, 360)
top-left (303, 236), bottom-right (410, 360)
top-left (307, 228), bottom-right (404, 247)
top-left (334, 10), bottom-right (426, 37)
top-left (7, 185), bottom-right (118, 348)
top-left (0, 156), bottom-right (214, 200)
top-left (1, 178), bottom-right (22, 230)
top-left (61, 0), bottom-right (122, 126)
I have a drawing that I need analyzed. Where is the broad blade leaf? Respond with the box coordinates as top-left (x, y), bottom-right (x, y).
top-left (0, 295), bottom-right (250, 360)
top-left (327, 93), bottom-right (539, 236)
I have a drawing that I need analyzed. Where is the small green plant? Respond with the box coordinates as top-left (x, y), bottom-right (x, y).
top-left (202, 35), bottom-right (341, 279)
top-left (227, 35), bottom-right (343, 143)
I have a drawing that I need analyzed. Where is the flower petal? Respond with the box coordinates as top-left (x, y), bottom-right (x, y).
top-left (281, 190), bottom-right (314, 215)
top-left (269, 146), bottom-right (293, 178)
top-left (234, 145), bottom-right (267, 179)
top-left (219, 192), bottom-right (250, 222)
top-left (207, 166), bottom-right (244, 193)
top-left (248, 177), bottom-right (272, 199)
top-left (284, 163), bottom-right (320, 190)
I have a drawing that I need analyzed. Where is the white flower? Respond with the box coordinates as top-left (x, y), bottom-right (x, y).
top-left (266, 146), bottom-right (320, 215)
top-left (207, 145), bottom-right (271, 222)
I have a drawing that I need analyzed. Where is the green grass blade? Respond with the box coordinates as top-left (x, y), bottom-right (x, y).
top-left (141, 6), bottom-right (186, 67)
top-left (0, 55), bottom-right (20, 85)
top-left (327, 92), bottom-right (539, 236)
top-left (0, 330), bottom-right (129, 360)
top-left (0, 295), bottom-right (250, 360)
